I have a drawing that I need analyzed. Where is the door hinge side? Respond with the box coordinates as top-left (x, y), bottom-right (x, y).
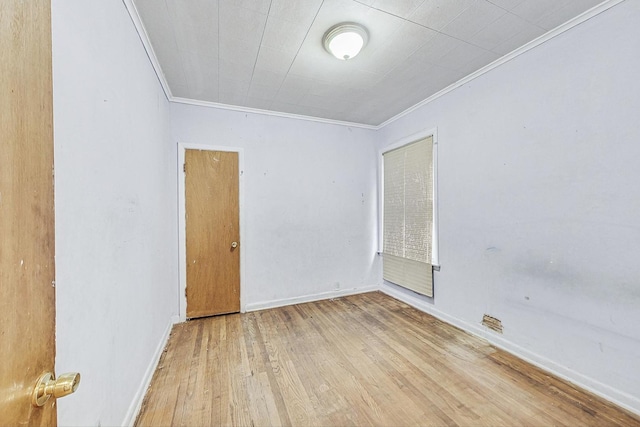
top-left (183, 163), bottom-right (186, 173)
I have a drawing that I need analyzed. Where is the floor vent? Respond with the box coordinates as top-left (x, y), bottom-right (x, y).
top-left (482, 314), bottom-right (503, 334)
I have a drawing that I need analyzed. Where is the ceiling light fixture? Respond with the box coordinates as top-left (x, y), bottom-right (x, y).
top-left (323, 22), bottom-right (368, 60)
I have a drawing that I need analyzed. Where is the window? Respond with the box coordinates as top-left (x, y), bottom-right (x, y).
top-left (382, 135), bottom-right (435, 297)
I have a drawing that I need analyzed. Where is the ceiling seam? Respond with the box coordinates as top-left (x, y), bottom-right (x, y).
top-left (163, 0), bottom-right (190, 96)
top-left (248, 1), bottom-right (274, 106)
top-left (376, 0), bottom-right (625, 128)
top-left (272, 0), bottom-right (325, 104)
top-left (352, 0), bottom-right (499, 82)
top-left (130, 0), bottom-right (621, 128)
top-left (351, 0), bottom-right (499, 53)
top-left (485, 0), bottom-right (552, 30)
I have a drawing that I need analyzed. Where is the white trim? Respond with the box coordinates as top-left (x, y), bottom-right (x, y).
top-left (377, 149), bottom-right (384, 254)
top-left (380, 282), bottom-right (640, 417)
top-left (376, 0), bottom-right (625, 129)
top-left (378, 128), bottom-right (440, 268)
top-left (380, 127), bottom-right (438, 154)
top-left (245, 286), bottom-right (378, 313)
top-left (432, 134), bottom-right (439, 268)
top-left (121, 315), bottom-right (179, 427)
top-left (124, 0), bottom-right (623, 130)
top-left (178, 143), bottom-right (246, 320)
top-left (121, 0), bottom-right (173, 100)
top-left (170, 97), bottom-right (377, 130)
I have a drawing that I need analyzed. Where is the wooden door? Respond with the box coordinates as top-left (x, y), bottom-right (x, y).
top-left (185, 149), bottom-right (240, 318)
top-left (0, 0), bottom-right (57, 425)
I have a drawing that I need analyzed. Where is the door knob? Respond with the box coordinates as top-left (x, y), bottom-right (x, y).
top-left (32, 372), bottom-right (81, 407)
top-left (231, 241), bottom-right (238, 249)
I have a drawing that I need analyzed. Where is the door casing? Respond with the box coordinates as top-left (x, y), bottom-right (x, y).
top-left (178, 143), bottom-right (245, 320)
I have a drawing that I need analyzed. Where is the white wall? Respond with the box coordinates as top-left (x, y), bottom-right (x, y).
top-left (378, 1), bottom-right (640, 413)
top-left (52, 1), bottom-right (178, 425)
top-left (171, 105), bottom-right (380, 311)
top-left (48, 0), bottom-right (640, 423)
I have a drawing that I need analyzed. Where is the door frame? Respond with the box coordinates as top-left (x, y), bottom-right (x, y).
top-left (177, 142), bottom-right (245, 321)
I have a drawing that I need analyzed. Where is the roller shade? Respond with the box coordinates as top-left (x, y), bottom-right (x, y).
top-left (383, 136), bottom-right (433, 297)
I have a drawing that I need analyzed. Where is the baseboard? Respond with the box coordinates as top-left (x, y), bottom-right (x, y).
top-left (121, 315), bottom-right (179, 426)
top-left (244, 285), bottom-right (378, 312)
top-left (380, 283), bottom-right (640, 416)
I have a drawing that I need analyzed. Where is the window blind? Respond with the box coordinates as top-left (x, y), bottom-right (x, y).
top-left (383, 136), bottom-right (434, 297)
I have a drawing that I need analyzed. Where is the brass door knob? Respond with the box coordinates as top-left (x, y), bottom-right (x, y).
top-left (32, 372), bottom-right (81, 407)
top-left (231, 241), bottom-right (238, 249)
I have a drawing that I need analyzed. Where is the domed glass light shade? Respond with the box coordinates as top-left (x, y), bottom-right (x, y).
top-left (323, 23), bottom-right (369, 60)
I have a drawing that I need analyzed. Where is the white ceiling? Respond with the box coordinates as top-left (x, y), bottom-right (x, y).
top-left (131, 0), bottom-right (604, 126)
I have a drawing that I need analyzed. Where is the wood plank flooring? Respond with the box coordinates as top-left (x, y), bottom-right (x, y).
top-left (135, 292), bottom-right (640, 426)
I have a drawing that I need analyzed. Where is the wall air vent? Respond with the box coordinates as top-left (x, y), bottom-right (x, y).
top-left (482, 314), bottom-right (503, 334)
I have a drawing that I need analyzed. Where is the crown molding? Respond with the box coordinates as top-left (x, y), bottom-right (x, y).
top-left (121, 0), bottom-right (375, 130)
top-left (122, 0), bottom-right (173, 100)
top-left (170, 97), bottom-right (378, 130)
top-left (377, 0), bottom-right (625, 129)
top-left (123, 0), bottom-right (624, 131)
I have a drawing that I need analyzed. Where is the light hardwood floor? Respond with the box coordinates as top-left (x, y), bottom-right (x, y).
top-left (136, 292), bottom-right (640, 426)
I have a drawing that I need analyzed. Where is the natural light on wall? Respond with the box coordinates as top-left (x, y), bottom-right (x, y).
top-left (323, 23), bottom-right (368, 60)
